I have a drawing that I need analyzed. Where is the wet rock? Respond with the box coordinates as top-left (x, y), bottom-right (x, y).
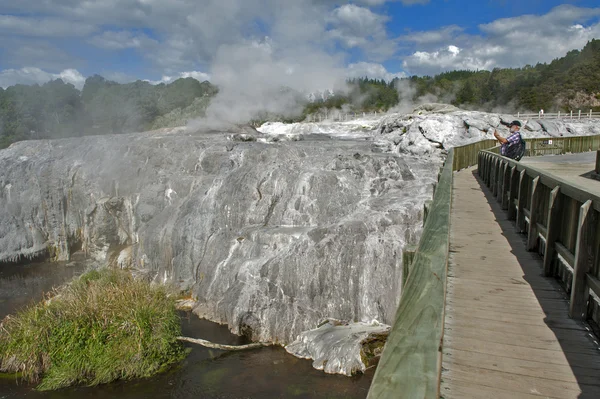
top-left (0, 126), bottom-right (439, 346)
top-left (285, 319), bottom-right (390, 376)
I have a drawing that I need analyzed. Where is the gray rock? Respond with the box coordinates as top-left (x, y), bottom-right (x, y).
top-left (3, 110), bottom-right (598, 375)
top-left (0, 127), bottom-right (440, 350)
top-left (286, 319), bottom-right (390, 376)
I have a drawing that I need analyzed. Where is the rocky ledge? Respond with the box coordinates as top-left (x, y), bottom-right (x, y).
top-left (1, 105), bottom-right (599, 375)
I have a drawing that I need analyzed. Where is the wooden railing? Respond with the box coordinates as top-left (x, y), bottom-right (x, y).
top-left (368, 135), bottom-right (600, 398)
top-left (525, 135), bottom-right (600, 156)
top-left (453, 139), bottom-right (497, 171)
top-left (517, 110), bottom-right (600, 120)
top-left (367, 149), bottom-right (454, 399)
top-left (478, 150), bottom-right (600, 328)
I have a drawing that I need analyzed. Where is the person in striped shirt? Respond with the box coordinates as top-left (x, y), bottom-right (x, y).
top-left (492, 120), bottom-right (523, 159)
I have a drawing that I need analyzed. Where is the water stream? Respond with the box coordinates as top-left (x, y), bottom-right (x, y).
top-left (0, 262), bottom-right (373, 398)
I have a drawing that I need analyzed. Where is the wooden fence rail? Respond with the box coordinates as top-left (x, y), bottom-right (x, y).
top-left (525, 135), bottom-right (600, 156)
top-left (478, 151), bottom-right (600, 326)
top-left (517, 110), bottom-right (600, 120)
top-left (367, 150), bottom-right (454, 399)
top-left (367, 134), bottom-right (600, 398)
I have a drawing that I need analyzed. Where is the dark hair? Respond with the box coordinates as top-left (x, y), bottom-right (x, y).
top-left (509, 120), bottom-right (522, 127)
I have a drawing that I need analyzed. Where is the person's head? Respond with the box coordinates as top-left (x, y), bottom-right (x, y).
top-left (509, 120), bottom-right (521, 132)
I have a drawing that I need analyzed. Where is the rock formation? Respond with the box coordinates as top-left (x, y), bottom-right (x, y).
top-left (2, 106), bottom-right (599, 374)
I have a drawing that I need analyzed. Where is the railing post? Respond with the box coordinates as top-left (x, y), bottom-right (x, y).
top-left (527, 176), bottom-right (541, 251)
top-left (502, 163), bottom-right (511, 209)
top-left (490, 155), bottom-right (494, 187)
top-left (558, 111), bottom-right (561, 119)
top-left (498, 161), bottom-right (505, 204)
top-left (482, 153), bottom-right (487, 183)
top-left (507, 165), bottom-right (518, 220)
top-left (571, 110), bottom-right (573, 119)
top-left (486, 154), bottom-right (490, 185)
top-left (494, 158), bottom-right (500, 195)
top-left (578, 110), bottom-right (581, 120)
top-left (569, 200), bottom-right (596, 320)
top-left (516, 170), bottom-right (527, 233)
top-left (543, 186), bottom-right (561, 276)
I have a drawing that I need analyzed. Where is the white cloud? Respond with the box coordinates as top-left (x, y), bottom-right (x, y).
top-left (89, 31), bottom-right (157, 50)
top-left (145, 71), bottom-right (211, 85)
top-left (402, 4), bottom-right (600, 75)
top-left (327, 4), bottom-right (396, 59)
top-left (0, 67), bottom-right (85, 89)
top-left (346, 62), bottom-right (406, 81)
top-left (0, 40), bottom-right (83, 71)
top-left (401, 25), bottom-right (464, 47)
top-left (0, 15), bottom-right (95, 36)
top-left (403, 45), bottom-right (496, 76)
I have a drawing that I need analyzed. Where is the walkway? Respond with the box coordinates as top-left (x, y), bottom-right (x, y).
top-left (520, 152), bottom-right (600, 197)
top-left (440, 167), bottom-right (600, 399)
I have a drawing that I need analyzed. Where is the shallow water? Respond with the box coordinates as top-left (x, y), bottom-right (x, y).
top-left (0, 262), bottom-right (373, 398)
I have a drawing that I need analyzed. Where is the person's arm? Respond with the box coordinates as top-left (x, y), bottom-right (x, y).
top-left (492, 129), bottom-right (508, 144)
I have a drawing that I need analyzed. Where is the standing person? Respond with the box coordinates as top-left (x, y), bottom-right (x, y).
top-left (492, 120), bottom-right (525, 160)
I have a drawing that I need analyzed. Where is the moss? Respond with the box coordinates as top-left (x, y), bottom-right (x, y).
top-left (0, 268), bottom-right (186, 391)
top-left (359, 332), bottom-right (388, 370)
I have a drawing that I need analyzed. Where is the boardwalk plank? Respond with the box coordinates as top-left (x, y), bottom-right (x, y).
top-left (442, 167), bottom-right (600, 399)
top-left (443, 364), bottom-right (593, 398)
top-left (444, 335), bottom-right (600, 368)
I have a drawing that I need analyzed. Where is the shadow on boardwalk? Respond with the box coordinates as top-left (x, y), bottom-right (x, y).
top-left (471, 168), bottom-right (600, 398)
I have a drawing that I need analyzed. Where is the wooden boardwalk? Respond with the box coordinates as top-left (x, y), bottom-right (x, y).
top-left (441, 167), bottom-right (600, 399)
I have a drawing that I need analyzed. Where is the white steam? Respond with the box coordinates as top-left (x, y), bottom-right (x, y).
top-left (190, 39), bottom-right (348, 129)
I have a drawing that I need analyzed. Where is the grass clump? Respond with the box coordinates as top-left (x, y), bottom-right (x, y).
top-left (0, 268), bottom-right (186, 391)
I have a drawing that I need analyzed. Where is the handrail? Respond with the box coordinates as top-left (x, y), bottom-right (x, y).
top-left (517, 110), bottom-right (600, 120)
top-left (452, 139), bottom-right (497, 171)
top-left (525, 135), bottom-right (600, 156)
top-left (478, 149), bottom-right (600, 325)
top-left (367, 133), bottom-right (600, 398)
top-left (367, 150), bottom-right (453, 398)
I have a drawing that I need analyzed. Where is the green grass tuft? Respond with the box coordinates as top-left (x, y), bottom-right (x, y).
top-left (0, 268), bottom-right (186, 391)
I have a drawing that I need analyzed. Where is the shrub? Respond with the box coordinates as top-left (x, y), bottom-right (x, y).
top-left (0, 268), bottom-right (186, 390)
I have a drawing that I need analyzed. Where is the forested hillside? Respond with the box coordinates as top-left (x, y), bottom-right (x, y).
top-left (1, 39), bottom-right (599, 149)
top-left (0, 76), bottom-right (217, 149)
top-left (313, 39), bottom-right (600, 114)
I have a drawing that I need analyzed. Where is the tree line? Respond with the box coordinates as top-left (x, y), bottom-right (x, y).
top-left (312, 39), bottom-right (600, 115)
top-left (1, 39), bottom-right (599, 149)
top-left (0, 76), bottom-right (217, 149)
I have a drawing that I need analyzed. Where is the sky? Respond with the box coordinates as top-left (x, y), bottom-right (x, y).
top-left (0, 0), bottom-right (599, 91)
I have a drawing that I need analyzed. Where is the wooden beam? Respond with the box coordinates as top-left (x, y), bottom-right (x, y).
top-left (502, 162), bottom-right (511, 209)
top-left (543, 186), bottom-right (562, 277)
top-left (555, 242), bottom-right (575, 270)
top-left (516, 170), bottom-right (527, 233)
top-left (367, 150), bottom-right (454, 399)
top-left (527, 176), bottom-right (541, 251)
top-left (587, 273), bottom-right (600, 299)
top-left (569, 200), bottom-right (597, 320)
top-left (491, 157), bottom-right (497, 194)
top-left (507, 165), bottom-right (518, 220)
top-left (496, 160), bottom-right (503, 200)
top-left (480, 149), bottom-right (600, 213)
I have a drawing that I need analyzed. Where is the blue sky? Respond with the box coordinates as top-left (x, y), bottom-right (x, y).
top-left (0, 0), bottom-right (599, 90)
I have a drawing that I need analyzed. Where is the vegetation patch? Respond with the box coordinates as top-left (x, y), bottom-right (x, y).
top-left (0, 268), bottom-right (186, 391)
